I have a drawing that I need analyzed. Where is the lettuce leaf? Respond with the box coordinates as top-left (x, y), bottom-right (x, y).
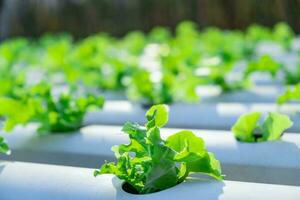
top-left (166, 130), bottom-right (222, 181)
top-left (260, 112), bottom-right (293, 141)
top-left (231, 112), bottom-right (261, 142)
top-left (277, 84), bottom-right (300, 105)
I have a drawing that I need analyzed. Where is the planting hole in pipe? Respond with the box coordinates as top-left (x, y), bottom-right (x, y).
top-left (121, 181), bottom-right (183, 195)
top-left (122, 182), bottom-right (142, 194)
top-left (231, 112), bottom-right (293, 143)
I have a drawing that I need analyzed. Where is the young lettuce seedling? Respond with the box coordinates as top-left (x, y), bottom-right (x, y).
top-left (0, 136), bottom-right (10, 155)
top-left (244, 55), bottom-right (282, 79)
top-left (272, 22), bottom-right (295, 50)
top-left (245, 22), bottom-right (294, 50)
top-left (231, 112), bottom-right (293, 142)
top-left (94, 104), bottom-right (223, 194)
top-left (126, 68), bottom-right (199, 105)
top-left (0, 83), bottom-right (104, 134)
top-left (0, 39), bottom-right (27, 98)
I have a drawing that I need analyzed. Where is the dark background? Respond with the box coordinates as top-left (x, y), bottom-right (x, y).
top-left (1, 0), bottom-right (300, 40)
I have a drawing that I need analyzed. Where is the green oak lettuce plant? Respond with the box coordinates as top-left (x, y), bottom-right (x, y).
top-left (0, 71), bottom-right (24, 98)
top-left (126, 69), bottom-right (199, 105)
top-left (119, 31), bottom-right (147, 56)
top-left (246, 24), bottom-right (272, 44)
top-left (0, 83), bottom-right (104, 134)
top-left (163, 22), bottom-right (252, 93)
top-left (163, 21), bottom-right (202, 70)
top-left (125, 69), bottom-right (173, 105)
top-left (59, 34), bottom-right (139, 91)
top-left (39, 33), bottom-right (73, 73)
top-left (199, 28), bottom-right (251, 63)
top-left (148, 27), bottom-right (172, 44)
top-left (200, 62), bottom-right (250, 92)
top-left (272, 22), bottom-right (295, 50)
top-left (94, 105), bottom-right (223, 194)
top-left (244, 55), bottom-right (282, 79)
top-left (245, 22), bottom-right (294, 50)
top-left (0, 37), bottom-right (29, 67)
top-left (231, 112), bottom-right (293, 142)
top-left (0, 38), bottom-right (28, 98)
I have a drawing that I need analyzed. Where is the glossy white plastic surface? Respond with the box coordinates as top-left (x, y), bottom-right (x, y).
top-left (85, 101), bottom-right (300, 131)
top-left (0, 161), bottom-right (300, 200)
top-left (1, 125), bottom-right (300, 185)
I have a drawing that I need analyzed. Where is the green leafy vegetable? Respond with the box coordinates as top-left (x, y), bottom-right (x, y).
top-left (246, 22), bottom-right (295, 49)
top-left (231, 112), bottom-right (293, 142)
top-left (244, 55), bottom-right (282, 78)
top-left (166, 130), bottom-right (222, 181)
top-left (277, 84), bottom-right (300, 105)
top-left (199, 27), bottom-right (251, 62)
top-left (200, 63), bottom-right (250, 92)
top-left (145, 104), bottom-right (169, 128)
top-left (120, 31), bottom-right (146, 55)
top-left (0, 22), bottom-right (296, 107)
top-left (0, 83), bottom-right (105, 134)
top-left (148, 27), bottom-right (172, 44)
top-left (126, 68), bottom-right (199, 105)
top-left (246, 24), bottom-right (272, 44)
top-left (282, 63), bottom-right (300, 85)
top-left (272, 22), bottom-right (295, 50)
top-left (0, 38), bottom-right (27, 98)
top-left (94, 104), bottom-right (222, 194)
top-left (0, 97), bottom-right (36, 131)
top-left (0, 136), bottom-right (10, 155)
top-left (125, 69), bottom-right (173, 105)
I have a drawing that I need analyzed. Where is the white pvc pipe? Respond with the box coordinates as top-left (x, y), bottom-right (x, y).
top-left (197, 85), bottom-right (285, 103)
top-left (1, 125), bottom-right (300, 185)
top-left (94, 174), bottom-right (300, 200)
top-left (100, 85), bottom-right (286, 103)
top-left (84, 101), bottom-right (300, 131)
top-left (0, 161), bottom-right (300, 200)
